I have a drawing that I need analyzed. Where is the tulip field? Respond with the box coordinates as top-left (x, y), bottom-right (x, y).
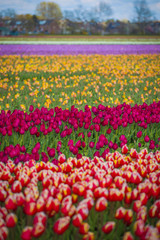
top-left (0, 37), bottom-right (160, 240)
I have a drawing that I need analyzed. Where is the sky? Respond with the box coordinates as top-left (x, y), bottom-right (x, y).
top-left (0, 0), bottom-right (160, 21)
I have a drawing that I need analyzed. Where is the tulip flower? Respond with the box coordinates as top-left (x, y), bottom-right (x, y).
top-left (124, 209), bottom-right (133, 225)
top-left (33, 212), bottom-right (47, 226)
top-left (24, 201), bottom-right (36, 215)
top-left (134, 219), bottom-right (145, 237)
top-left (53, 216), bottom-right (70, 235)
top-left (21, 226), bottom-right (33, 240)
top-left (102, 221), bottom-right (115, 234)
top-left (79, 222), bottom-right (90, 235)
top-left (6, 213), bottom-right (17, 228)
top-left (0, 226), bottom-right (8, 240)
top-left (123, 232), bottom-right (134, 240)
top-left (82, 232), bottom-right (95, 240)
top-left (95, 197), bottom-right (108, 212)
top-left (121, 144), bottom-right (128, 154)
top-left (5, 195), bottom-right (17, 210)
top-left (115, 207), bottom-right (126, 219)
top-left (72, 214), bottom-right (83, 227)
top-left (144, 135), bottom-right (150, 142)
top-left (77, 206), bottom-right (89, 221)
top-left (32, 222), bottom-right (45, 238)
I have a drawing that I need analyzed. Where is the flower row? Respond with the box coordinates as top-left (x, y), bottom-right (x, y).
top-left (0, 102), bottom-right (159, 162)
top-left (0, 149), bottom-right (160, 239)
top-left (0, 44), bottom-right (160, 55)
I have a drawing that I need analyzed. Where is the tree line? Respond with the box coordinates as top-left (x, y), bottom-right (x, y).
top-left (0, 0), bottom-right (158, 35)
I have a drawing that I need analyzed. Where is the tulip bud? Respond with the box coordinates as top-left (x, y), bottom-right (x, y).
top-left (6, 213), bottom-right (17, 228)
top-left (124, 209), bottom-right (133, 225)
top-left (5, 195), bottom-right (17, 210)
top-left (53, 216), bottom-right (70, 235)
top-left (95, 197), bottom-right (107, 212)
top-left (115, 207), bottom-right (126, 219)
top-left (148, 204), bottom-right (158, 218)
top-left (77, 206), bottom-right (89, 221)
top-left (0, 188), bottom-right (7, 202)
top-left (0, 226), bottom-right (8, 240)
top-left (134, 219), bottom-right (145, 237)
top-left (121, 145), bottom-right (128, 154)
top-left (58, 154), bottom-right (66, 164)
top-left (36, 196), bottom-right (45, 212)
top-left (72, 214), bottom-right (83, 227)
top-left (123, 232), bottom-right (134, 240)
top-left (133, 200), bottom-right (142, 213)
top-left (21, 226), bottom-right (33, 240)
top-left (82, 232), bottom-right (95, 240)
top-left (33, 212), bottom-right (47, 226)
top-left (52, 198), bottom-right (60, 213)
top-left (32, 222), bottom-right (45, 238)
top-left (24, 201), bottom-right (36, 216)
top-left (15, 192), bottom-right (25, 206)
top-left (156, 220), bottom-right (160, 233)
top-left (79, 222), bottom-right (90, 235)
top-left (45, 196), bottom-right (54, 212)
top-left (102, 221), bottom-right (115, 234)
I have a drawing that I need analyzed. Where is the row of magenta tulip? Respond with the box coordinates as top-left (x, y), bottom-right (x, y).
top-left (0, 102), bottom-right (159, 163)
top-left (0, 150), bottom-right (160, 240)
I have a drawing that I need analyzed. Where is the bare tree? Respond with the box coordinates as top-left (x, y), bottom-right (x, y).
top-left (36, 2), bottom-right (62, 20)
top-left (134, 0), bottom-right (153, 34)
top-left (92, 1), bottom-right (113, 23)
top-left (3, 8), bottom-right (16, 19)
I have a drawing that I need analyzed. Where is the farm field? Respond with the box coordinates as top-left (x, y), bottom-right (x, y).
top-left (0, 37), bottom-right (160, 240)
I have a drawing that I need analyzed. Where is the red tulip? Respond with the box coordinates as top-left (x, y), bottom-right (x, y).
top-left (95, 197), bottom-right (107, 212)
top-left (36, 196), bottom-right (46, 212)
top-left (5, 194), bottom-right (17, 210)
top-left (82, 232), bottom-right (95, 240)
top-left (121, 144), bottom-right (128, 154)
top-left (0, 188), bottom-right (7, 202)
top-left (52, 198), bottom-right (60, 213)
top-left (124, 209), bottom-right (133, 225)
top-left (137, 208), bottom-right (147, 222)
top-left (32, 222), bottom-right (45, 238)
top-left (133, 200), bottom-right (142, 213)
top-left (148, 204), bottom-right (158, 218)
top-left (61, 196), bottom-right (72, 215)
top-left (123, 232), bottom-right (134, 240)
top-left (15, 192), bottom-right (25, 206)
top-left (134, 219), bottom-right (145, 237)
top-left (45, 196), bottom-right (54, 212)
top-left (0, 207), bottom-right (8, 220)
top-left (68, 205), bottom-right (76, 217)
top-left (0, 226), bottom-right (8, 240)
top-left (21, 226), bottom-right (33, 240)
top-left (53, 216), bottom-right (70, 235)
top-left (6, 213), bottom-right (17, 228)
top-left (0, 218), bottom-right (5, 228)
top-left (72, 213), bottom-right (83, 227)
top-left (115, 207), bottom-right (126, 219)
top-left (130, 148), bottom-right (138, 158)
top-left (79, 222), bottom-right (90, 235)
top-left (156, 220), bottom-right (160, 233)
top-left (24, 201), bottom-right (36, 215)
top-left (58, 154), bottom-right (66, 164)
top-left (102, 221), bottom-right (115, 234)
top-left (33, 212), bottom-right (47, 226)
top-left (77, 206), bottom-right (89, 221)
top-left (108, 188), bottom-right (124, 201)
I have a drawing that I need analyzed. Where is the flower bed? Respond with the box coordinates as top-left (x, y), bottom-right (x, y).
top-left (0, 150), bottom-right (160, 240)
top-left (0, 102), bottom-right (159, 163)
top-left (0, 44), bottom-right (160, 55)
